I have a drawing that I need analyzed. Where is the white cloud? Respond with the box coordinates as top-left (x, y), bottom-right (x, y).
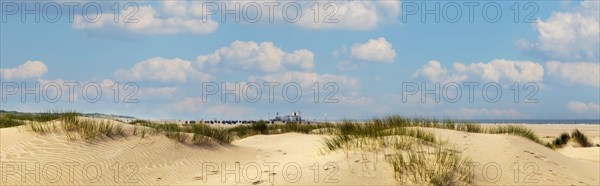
top-left (337, 60), bottom-right (358, 71)
top-left (337, 92), bottom-right (372, 105)
top-left (444, 108), bottom-right (529, 119)
top-left (517, 0), bottom-right (599, 60)
top-left (1, 60), bottom-right (48, 80)
top-left (545, 61), bottom-right (599, 87)
top-left (114, 57), bottom-right (213, 82)
top-left (412, 60), bottom-right (467, 83)
top-left (296, 1), bottom-right (400, 30)
top-left (196, 40), bottom-right (314, 72)
top-left (72, 1), bottom-right (401, 36)
top-left (455, 59), bottom-right (545, 82)
top-left (73, 3), bottom-right (218, 35)
top-left (413, 59), bottom-right (543, 83)
top-left (351, 37), bottom-right (397, 63)
top-left (566, 101), bottom-right (600, 115)
top-left (256, 71), bottom-right (360, 89)
top-left (170, 96), bottom-right (204, 113)
top-left (139, 87), bottom-right (178, 99)
top-left (36, 78), bottom-right (77, 102)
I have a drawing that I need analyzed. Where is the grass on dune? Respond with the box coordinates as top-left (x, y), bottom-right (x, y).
top-left (165, 131), bottom-right (189, 143)
top-left (387, 143), bottom-right (473, 185)
top-left (1, 110), bottom-right (81, 123)
top-left (321, 118), bottom-right (472, 185)
top-left (571, 129), bottom-right (592, 147)
top-left (486, 125), bottom-right (542, 144)
top-left (14, 110), bottom-right (125, 141)
top-left (364, 116), bottom-right (544, 147)
top-left (0, 117), bottom-right (26, 128)
top-left (455, 123), bottom-right (484, 133)
top-left (28, 121), bottom-right (58, 134)
top-left (14, 113), bottom-right (549, 149)
top-left (545, 129), bottom-right (593, 149)
top-left (132, 121), bottom-right (233, 145)
top-left (61, 117), bottom-right (125, 141)
top-left (20, 113), bottom-right (569, 184)
top-left (549, 132), bottom-right (571, 149)
top-left (1, 110), bottom-right (80, 129)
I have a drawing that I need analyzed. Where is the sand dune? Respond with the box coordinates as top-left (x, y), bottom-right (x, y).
top-left (1, 121), bottom-right (599, 185)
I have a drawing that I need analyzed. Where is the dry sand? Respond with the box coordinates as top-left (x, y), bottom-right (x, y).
top-left (1, 121), bottom-right (598, 185)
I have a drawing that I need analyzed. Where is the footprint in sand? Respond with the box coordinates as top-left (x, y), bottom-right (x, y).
top-left (523, 150), bottom-right (559, 165)
top-left (193, 176), bottom-right (203, 180)
top-left (252, 180), bottom-right (265, 185)
top-left (523, 150), bottom-right (534, 154)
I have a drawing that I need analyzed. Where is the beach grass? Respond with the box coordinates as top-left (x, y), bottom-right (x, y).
top-left (571, 129), bottom-right (592, 147)
top-left (550, 132), bottom-right (571, 148)
top-left (28, 121), bottom-right (57, 134)
top-left (1, 110), bottom-right (81, 123)
top-left (61, 118), bottom-right (126, 141)
top-left (486, 125), bottom-right (543, 144)
top-left (320, 117), bottom-right (472, 185)
top-left (13, 113), bottom-right (553, 149)
top-left (387, 143), bottom-right (473, 185)
top-left (0, 116), bottom-right (26, 128)
top-left (132, 121), bottom-right (233, 145)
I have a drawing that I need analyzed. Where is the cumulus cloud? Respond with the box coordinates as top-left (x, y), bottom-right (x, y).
top-left (170, 96), bottom-right (204, 113)
top-left (337, 92), bottom-right (372, 105)
top-left (255, 71), bottom-right (360, 89)
top-left (413, 59), bottom-right (544, 83)
top-left (72, 0), bottom-right (400, 36)
top-left (455, 59), bottom-right (545, 82)
top-left (296, 1), bottom-right (400, 30)
top-left (337, 60), bottom-right (359, 71)
top-left (1, 60), bottom-right (48, 80)
top-left (114, 57), bottom-right (213, 82)
top-left (517, 0), bottom-right (599, 60)
top-left (138, 87), bottom-right (178, 99)
top-left (412, 60), bottom-right (467, 83)
top-left (73, 2), bottom-right (218, 36)
top-left (566, 101), bottom-right (600, 115)
top-left (444, 108), bottom-right (529, 119)
top-left (33, 78), bottom-right (122, 104)
top-left (196, 40), bottom-right (315, 72)
top-left (114, 40), bottom-right (317, 83)
top-left (545, 61), bottom-right (599, 87)
top-left (351, 37), bottom-right (397, 63)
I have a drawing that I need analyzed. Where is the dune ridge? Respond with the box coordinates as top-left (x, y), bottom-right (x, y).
top-left (1, 119), bottom-right (598, 185)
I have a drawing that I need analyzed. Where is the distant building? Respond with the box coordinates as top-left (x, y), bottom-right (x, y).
top-left (271, 111), bottom-right (303, 122)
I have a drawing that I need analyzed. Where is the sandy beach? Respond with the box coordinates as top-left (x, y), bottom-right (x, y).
top-left (0, 120), bottom-right (599, 185)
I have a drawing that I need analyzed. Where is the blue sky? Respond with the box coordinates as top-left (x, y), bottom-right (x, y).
top-left (1, 0), bottom-right (599, 120)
